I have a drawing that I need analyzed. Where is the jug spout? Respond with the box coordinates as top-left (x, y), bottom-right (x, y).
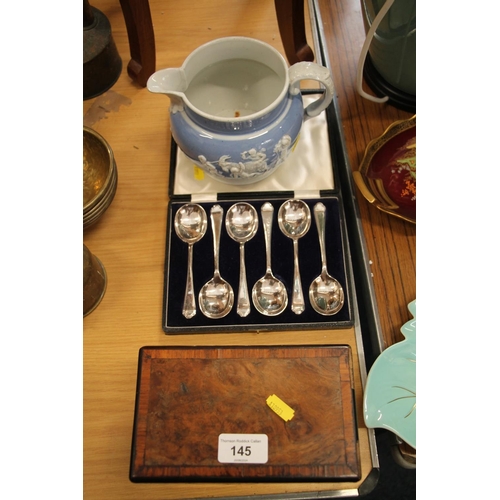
top-left (147, 68), bottom-right (187, 109)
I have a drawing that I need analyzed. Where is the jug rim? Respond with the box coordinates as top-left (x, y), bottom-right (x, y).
top-left (176, 36), bottom-right (290, 123)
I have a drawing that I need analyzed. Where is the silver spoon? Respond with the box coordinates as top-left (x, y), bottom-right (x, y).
top-left (174, 203), bottom-right (208, 319)
top-left (309, 202), bottom-right (344, 315)
top-left (278, 199), bottom-right (311, 315)
top-left (225, 202), bottom-right (259, 317)
top-left (252, 202), bottom-right (288, 316)
top-left (199, 205), bottom-right (234, 319)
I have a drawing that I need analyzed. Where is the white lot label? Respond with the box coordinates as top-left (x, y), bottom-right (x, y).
top-left (217, 433), bottom-right (268, 464)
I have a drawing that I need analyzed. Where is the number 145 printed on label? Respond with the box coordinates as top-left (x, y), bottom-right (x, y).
top-left (218, 434), bottom-right (268, 464)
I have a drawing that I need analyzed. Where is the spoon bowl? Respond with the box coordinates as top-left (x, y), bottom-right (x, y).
top-left (309, 272), bottom-right (344, 315)
top-left (226, 203), bottom-right (259, 317)
top-left (252, 274), bottom-right (288, 316)
top-left (309, 202), bottom-right (344, 315)
top-left (174, 203), bottom-right (208, 318)
top-left (252, 202), bottom-right (288, 316)
top-left (198, 278), bottom-right (234, 319)
top-left (278, 199), bottom-right (311, 314)
top-left (199, 205), bottom-right (234, 319)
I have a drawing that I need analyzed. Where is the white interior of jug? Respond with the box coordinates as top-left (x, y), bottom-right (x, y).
top-left (183, 38), bottom-right (288, 118)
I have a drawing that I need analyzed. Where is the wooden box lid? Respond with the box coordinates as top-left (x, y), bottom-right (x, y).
top-left (130, 345), bottom-right (360, 482)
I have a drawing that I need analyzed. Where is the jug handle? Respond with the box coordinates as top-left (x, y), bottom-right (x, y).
top-left (356, 0), bottom-right (394, 103)
top-left (289, 62), bottom-right (334, 118)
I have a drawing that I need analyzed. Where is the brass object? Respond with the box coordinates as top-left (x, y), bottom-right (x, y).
top-left (83, 244), bottom-right (107, 317)
top-left (83, 126), bottom-right (118, 229)
top-left (83, 0), bottom-right (122, 100)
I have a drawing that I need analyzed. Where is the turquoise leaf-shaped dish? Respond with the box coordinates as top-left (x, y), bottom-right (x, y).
top-left (363, 300), bottom-right (416, 448)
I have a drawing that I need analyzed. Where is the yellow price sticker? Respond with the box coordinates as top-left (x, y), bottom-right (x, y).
top-left (266, 394), bottom-right (295, 422)
top-left (193, 165), bottom-right (205, 180)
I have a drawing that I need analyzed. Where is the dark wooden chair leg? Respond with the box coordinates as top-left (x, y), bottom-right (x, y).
top-left (274, 0), bottom-right (314, 65)
top-left (119, 0), bottom-right (156, 87)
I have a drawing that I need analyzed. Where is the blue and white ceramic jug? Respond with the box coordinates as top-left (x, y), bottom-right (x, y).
top-left (147, 37), bottom-right (334, 185)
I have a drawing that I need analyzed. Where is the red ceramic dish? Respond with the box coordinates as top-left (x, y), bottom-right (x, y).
top-left (353, 116), bottom-right (416, 223)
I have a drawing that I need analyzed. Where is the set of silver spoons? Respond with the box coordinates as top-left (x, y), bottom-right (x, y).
top-left (174, 200), bottom-right (344, 319)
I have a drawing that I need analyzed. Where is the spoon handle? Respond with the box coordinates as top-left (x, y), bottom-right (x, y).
top-left (261, 202), bottom-right (274, 273)
top-left (237, 242), bottom-right (251, 317)
top-left (182, 243), bottom-right (197, 319)
top-left (291, 239), bottom-right (305, 314)
top-left (210, 205), bottom-right (223, 277)
top-left (314, 202), bottom-right (328, 272)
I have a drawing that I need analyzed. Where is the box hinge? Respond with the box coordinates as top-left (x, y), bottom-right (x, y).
top-left (191, 193), bottom-right (218, 203)
top-left (293, 190), bottom-right (321, 199)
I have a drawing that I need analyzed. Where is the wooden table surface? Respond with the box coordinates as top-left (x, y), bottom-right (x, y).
top-left (83, 0), bottom-right (416, 498)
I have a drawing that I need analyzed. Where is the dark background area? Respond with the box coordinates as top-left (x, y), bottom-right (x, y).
top-left (362, 430), bottom-right (416, 499)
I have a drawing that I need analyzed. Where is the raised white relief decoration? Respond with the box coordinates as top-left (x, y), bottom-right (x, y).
top-left (274, 135), bottom-right (293, 161)
top-left (198, 135), bottom-right (292, 179)
top-left (170, 103), bottom-right (184, 114)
